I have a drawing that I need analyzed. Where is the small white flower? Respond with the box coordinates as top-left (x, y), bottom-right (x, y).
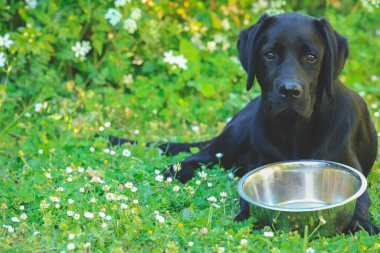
top-left (134, 129), bottom-right (140, 134)
top-left (228, 172), bottom-right (234, 179)
top-left (173, 185), bottom-right (180, 192)
top-left (84, 211), bottom-right (94, 219)
top-left (38, 149), bottom-right (43, 155)
top-left (123, 74), bottom-right (133, 84)
top-left (45, 173), bottom-right (52, 179)
top-left (155, 214), bottom-right (165, 223)
top-left (115, 0), bottom-right (130, 7)
top-left (89, 147), bottom-right (95, 152)
top-left (133, 199), bottom-right (138, 204)
top-left (220, 192), bottom-right (227, 198)
top-left (188, 241), bottom-right (194, 247)
top-left (122, 149), bottom-right (131, 157)
top-left (57, 187), bottom-right (64, 192)
top-left (104, 122), bottom-right (111, 128)
top-left (240, 239), bottom-right (248, 247)
top-left (84, 242), bottom-right (91, 248)
top-left (33, 231), bottom-right (40, 236)
top-left (221, 18), bottom-right (231, 30)
top-left (196, 180), bottom-right (201, 185)
top-left (55, 203), bottom-right (60, 209)
top-left (105, 215), bottom-right (112, 221)
top-left (68, 199), bottom-right (74, 205)
top-left (25, 0), bottom-right (38, 9)
top-left (110, 150), bottom-right (116, 156)
top-left (375, 112), bottom-right (380, 117)
top-left (0, 52), bottom-right (5, 68)
top-left (207, 196), bottom-right (217, 202)
top-left (67, 210), bottom-right (74, 216)
top-left (20, 213), bottom-right (28, 220)
top-left (104, 148), bottom-right (110, 154)
top-left (78, 167), bottom-right (84, 173)
top-left (105, 8), bottom-right (122, 26)
top-left (121, 203), bottom-right (128, 209)
top-left (131, 186), bottom-right (138, 192)
top-left (154, 170), bottom-right (161, 175)
top-left (319, 215), bottom-right (327, 225)
top-left (130, 8), bottom-right (142, 20)
top-left (80, 187), bottom-right (85, 193)
top-left (72, 41), bottom-right (92, 60)
top-left (68, 234), bottom-right (75, 240)
top-left (212, 203), bottom-right (221, 208)
top-left (166, 177), bottom-right (173, 183)
top-left (73, 213), bottom-right (80, 220)
top-left (67, 243), bottom-right (75, 251)
top-left (199, 171), bottom-right (207, 179)
top-left (124, 18), bottom-right (138, 34)
top-left (11, 217), bottom-right (20, 223)
top-left (125, 182), bottom-right (134, 188)
top-left (192, 125), bottom-right (200, 132)
top-left (174, 55), bottom-right (188, 70)
top-left (99, 126), bottom-right (105, 132)
top-left (24, 112), bottom-right (32, 117)
top-left (98, 212), bottom-right (105, 218)
top-left (67, 177), bottom-right (73, 182)
top-left (49, 196), bottom-right (60, 203)
top-left (263, 231), bottom-right (274, 237)
top-left (207, 183), bottom-right (213, 188)
top-left (173, 163), bottom-right (181, 172)
top-left (155, 175), bottom-right (164, 182)
top-left (65, 167), bottom-right (73, 174)
top-left (215, 153), bottom-right (223, 158)
top-left (34, 103), bottom-right (43, 112)
top-left (306, 247), bottom-right (315, 253)
top-left (101, 222), bottom-right (107, 228)
top-left (19, 205), bottom-right (25, 210)
top-left (207, 41), bottom-right (217, 52)
top-left (3, 225), bottom-right (14, 233)
top-left (89, 197), bottom-right (97, 204)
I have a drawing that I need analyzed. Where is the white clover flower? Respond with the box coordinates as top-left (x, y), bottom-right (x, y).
top-left (122, 149), bottom-right (131, 157)
top-left (123, 74), bottom-right (133, 84)
top-left (89, 197), bottom-right (97, 204)
top-left (89, 146), bottom-right (95, 152)
top-left (215, 153), bottom-right (223, 158)
top-left (263, 231), bottom-right (274, 237)
top-left (166, 177), bottom-right (173, 183)
top-left (133, 199), bottom-right (138, 204)
top-left (155, 175), bottom-right (164, 182)
top-left (105, 215), bottom-right (112, 221)
top-left (196, 180), bottom-right (201, 185)
top-left (66, 167), bottom-right (73, 174)
top-left (115, 0), bottom-right (130, 7)
top-left (173, 185), bottom-right (180, 192)
top-left (49, 196), bottom-right (60, 203)
top-left (130, 8), bottom-right (142, 20)
top-left (79, 187), bottom-right (85, 193)
top-left (57, 187), bottom-right (64, 192)
top-left (25, 0), bottom-right (38, 9)
top-left (306, 247), bottom-right (315, 253)
top-left (55, 203), bottom-right (60, 209)
top-left (101, 222), bottom-right (107, 228)
top-left (99, 126), bottom-right (105, 132)
top-left (125, 182), bottom-right (134, 188)
top-left (121, 203), bottom-right (128, 209)
top-left (102, 185), bottom-right (110, 191)
top-left (221, 18), bottom-right (231, 30)
top-left (199, 171), bottom-right (207, 179)
top-left (188, 241), bottom-right (194, 247)
top-left (19, 205), bottom-right (25, 210)
top-left (131, 186), bottom-right (138, 192)
top-left (154, 170), bottom-right (161, 175)
top-left (11, 217), bottom-right (20, 223)
top-left (98, 212), bottom-right (106, 218)
top-left (38, 149), bottom-right (43, 155)
top-left (134, 129), bottom-right (140, 134)
top-left (104, 122), bottom-right (111, 128)
top-left (220, 192), bottom-right (227, 198)
top-left (20, 213), bottom-right (28, 220)
top-left (124, 18), bottom-right (137, 34)
top-left (3, 225), bottom-right (14, 233)
top-left (105, 8), bottom-right (122, 26)
top-left (173, 163), bottom-right (181, 172)
top-left (192, 125), bottom-right (200, 132)
top-left (68, 199), bottom-right (74, 205)
top-left (207, 41), bottom-right (217, 52)
top-left (84, 242), bottom-right (91, 248)
top-left (155, 214), bottom-right (165, 223)
top-left (67, 243), bottom-right (75, 251)
top-left (0, 34), bottom-right (14, 48)
top-left (73, 213), bottom-right (80, 220)
top-left (67, 210), bottom-right (74, 216)
top-left (207, 196), bottom-right (217, 202)
top-left (24, 112), bottom-right (32, 117)
top-left (78, 167), bottom-right (84, 173)
top-left (84, 211), bottom-right (94, 219)
top-left (34, 103), bottom-right (43, 112)
top-left (68, 234), bottom-right (75, 240)
top-left (207, 183), bottom-right (213, 188)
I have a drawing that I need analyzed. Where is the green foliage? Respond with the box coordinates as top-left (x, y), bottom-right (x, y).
top-left (0, 0), bottom-right (380, 252)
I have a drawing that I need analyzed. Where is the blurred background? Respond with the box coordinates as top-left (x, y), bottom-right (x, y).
top-left (0, 0), bottom-right (379, 152)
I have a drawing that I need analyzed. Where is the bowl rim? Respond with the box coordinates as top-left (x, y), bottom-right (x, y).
top-left (237, 160), bottom-right (367, 212)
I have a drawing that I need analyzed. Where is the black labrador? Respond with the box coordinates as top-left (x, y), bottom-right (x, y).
top-left (111, 13), bottom-right (379, 235)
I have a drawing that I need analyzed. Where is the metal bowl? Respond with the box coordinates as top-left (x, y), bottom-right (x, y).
top-left (238, 160), bottom-right (367, 236)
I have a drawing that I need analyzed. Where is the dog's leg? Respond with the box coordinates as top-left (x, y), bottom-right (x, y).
top-left (234, 197), bottom-right (250, 221)
top-left (344, 189), bottom-right (380, 235)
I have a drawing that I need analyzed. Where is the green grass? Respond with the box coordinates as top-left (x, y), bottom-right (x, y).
top-left (1, 0), bottom-right (380, 252)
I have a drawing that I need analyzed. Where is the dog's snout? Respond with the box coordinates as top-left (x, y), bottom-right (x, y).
top-left (279, 82), bottom-right (303, 98)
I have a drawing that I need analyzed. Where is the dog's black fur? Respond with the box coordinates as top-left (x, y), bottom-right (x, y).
top-left (111, 13), bottom-right (379, 235)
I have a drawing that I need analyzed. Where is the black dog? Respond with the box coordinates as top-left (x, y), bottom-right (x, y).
top-left (111, 13), bottom-right (379, 235)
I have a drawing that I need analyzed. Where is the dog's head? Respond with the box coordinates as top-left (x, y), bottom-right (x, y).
top-left (238, 13), bottom-right (348, 119)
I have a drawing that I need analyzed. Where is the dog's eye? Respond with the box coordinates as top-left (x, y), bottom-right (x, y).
top-left (305, 54), bottom-right (317, 63)
top-left (264, 51), bottom-right (276, 60)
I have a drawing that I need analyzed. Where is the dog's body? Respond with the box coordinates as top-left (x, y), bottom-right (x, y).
top-left (112, 13), bottom-right (379, 234)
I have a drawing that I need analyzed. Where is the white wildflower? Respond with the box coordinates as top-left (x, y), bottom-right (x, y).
top-left (98, 212), bottom-right (105, 218)
top-left (188, 241), bottom-right (194, 247)
top-left (89, 146), bottom-right (95, 152)
top-left (155, 175), bottom-right (164, 182)
top-left (78, 167), bottom-right (84, 173)
top-left (240, 239), bottom-right (248, 247)
top-left (130, 8), bottom-right (142, 20)
top-left (67, 210), bottom-right (74, 216)
top-left (215, 153), bottom-right (223, 158)
top-left (264, 231), bottom-right (274, 237)
top-left (34, 103), bottom-right (43, 112)
top-left (20, 213), bottom-right (28, 220)
top-left (68, 234), bottom-right (75, 240)
top-left (25, 0), bottom-right (38, 9)
top-left (19, 205), bottom-right (25, 210)
top-left (0, 34), bottom-right (14, 48)
top-left (65, 166), bottom-right (73, 174)
top-left (220, 192), bottom-right (227, 198)
top-left (115, 0), bottom-right (130, 7)
top-left (155, 214), bottom-right (165, 223)
top-left (122, 149), bottom-right (131, 157)
top-left (105, 215), bottom-right (112, 221)
top-left (104, 122), bottom-right (111, 128)
top-left (38, 149), bottom-right (43, 155)
top-left (199, 171), bottom-right (207, 179)
top-left (124, 19), bottom-right (137, 34)
top-left (207, 41), bottom-right (217, 52)
top-left (306, 247), bottom-right (315, 253)
top-left (192, 125), bottom-right (200, 132)
top-left (207, 196), bottom-right (217, 202)
top-left (71, 41), bottom-right (92, 60)
top-left (84, 242), bottom-right (91, 248)
top-left (101, 222), bottom-right (107, 228)
top-left (49, 196), bottom-right (60, 203)
top-left (121, 203), bottom-right (128, 209)
top-left (3, 225), bottom-right (14, 233)
top-left (84, 211), bottom-right (94, 219)
top-left (68, 199), bottom-right (74, 205)
top-left (173, 185), bottom-right (180, 192)
top-left (123, 74), bottom-right (133, 84)
top-left (221, 18), bottom-right (230, 30)
top-left (207, 183), bottom-right (213, 188)
top-left (55, 203), bottom-right (60, 209)
top-left (73, 213), bottom-right (80, 220)
top-left (105, 8), bottom-right (122, 26)
top-left (125, 182), bottom-right (134, 188)
top-left (131, 186), bottom-right (137, 192)
top-left (67, 243), bottom-right (75, 251)
top-left (11, 217), bottom-right (20, 223)
top-left (173, 163), bottom-right (181, 172)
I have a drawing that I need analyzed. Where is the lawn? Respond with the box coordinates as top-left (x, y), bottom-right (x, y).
top-left (0, 0), bottom-right (380, 252)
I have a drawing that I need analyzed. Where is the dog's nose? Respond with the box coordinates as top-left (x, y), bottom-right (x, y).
top-left (279, 82), bottom-right (303, 98)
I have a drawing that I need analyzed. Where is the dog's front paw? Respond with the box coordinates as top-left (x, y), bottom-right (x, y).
top-left (234, 211), bottom-right (250, 222)
top-left (162, 164), bottom-right (195, 184)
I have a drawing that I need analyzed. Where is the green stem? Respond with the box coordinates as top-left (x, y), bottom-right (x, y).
top-left (303, 225), bottom-right (309, 253)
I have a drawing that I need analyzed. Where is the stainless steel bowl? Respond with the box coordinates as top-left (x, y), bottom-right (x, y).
top-left (238, 160), bottom-right (367, 236)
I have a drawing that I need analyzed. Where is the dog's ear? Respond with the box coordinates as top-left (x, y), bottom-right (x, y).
top-left (237, 14), bottom-right (270, 91)
top-left (315, 18), bottom-right (349, 98)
